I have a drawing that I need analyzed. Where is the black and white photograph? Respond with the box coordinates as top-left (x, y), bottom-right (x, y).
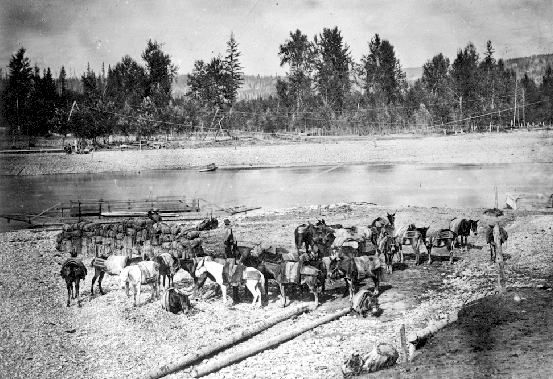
top-left (1, 1), bottom-right (552, 378)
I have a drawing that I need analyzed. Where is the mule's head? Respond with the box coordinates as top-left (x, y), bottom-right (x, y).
top-left (387, 212), bottom-right (396, 227)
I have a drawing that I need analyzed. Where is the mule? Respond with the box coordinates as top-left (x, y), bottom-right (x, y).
top-left (194, 257), bottom-right (265, 307)
top-left (426, 229), bottom-right (457, 264)
top-left (328, 255), bottom-right (382, 304)
top-left (60, 258), bottom-right (87, 307)
top-left (486, 224), bottom-right (508, 262)
top-left (394, 224), bottom-right (429, 265)
top-left (147, 210), bottom-right (162, 223)
top-left (179, 257), bottom-right (209, 298)
top-left (450, 218), bottom-right (479, 251)
top-left (294, 222), bottom-right (316, 254)
top-left (161, 287), bottom-right (192, 314)
top-left (120, 261), bottom-right (160, 307)
top-left (90, 255), bottom-right (134, 295)
top-left (376, 230), bottom-right (398, 274)
top-left (370, 212), bottom-right (396, 246)
top-left (155, 252), bottom-right (180, 288)
top-left (240, 248), bottom-right (325, 307)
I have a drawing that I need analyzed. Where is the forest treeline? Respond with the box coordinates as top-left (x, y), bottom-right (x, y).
top-left (1, 29), bottom-right (553, 142)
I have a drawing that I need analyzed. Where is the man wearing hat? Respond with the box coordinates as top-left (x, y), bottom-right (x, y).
top-left (222, 219), bottom-right (235, 258)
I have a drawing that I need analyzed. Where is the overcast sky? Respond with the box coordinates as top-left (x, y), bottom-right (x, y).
top-left (1, 0), bottom-right (552, 77)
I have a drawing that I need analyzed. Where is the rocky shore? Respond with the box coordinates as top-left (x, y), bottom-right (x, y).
top-left (1, 129), bottom-right (552, 176)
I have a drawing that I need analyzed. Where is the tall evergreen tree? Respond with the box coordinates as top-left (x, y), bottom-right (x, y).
top-left (223, 32), bottom-right (244, 105)
top-left (361, 34), bottom-right (406, 106)
top-left (2, 47), bottom-right (33, 136)
top-left (313, 27), bottom-right (351, 111)
top-left (106, 55), bottom-right (147, 107)
top-left (451, 42), bottom-right (481, 123)
top-left (421, 53), bottom-right (452, 124)
top-left (277, 29), bottom-right (315, 127)
top-left (141, 39), bottom-right (178, 107)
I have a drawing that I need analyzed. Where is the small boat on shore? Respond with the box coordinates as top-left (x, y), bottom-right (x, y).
top-left (199, 163), bottom-right (218, 172)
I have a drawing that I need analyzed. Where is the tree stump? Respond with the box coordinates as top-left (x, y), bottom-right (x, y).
top-left (342, 343), bottom-right (399, 377)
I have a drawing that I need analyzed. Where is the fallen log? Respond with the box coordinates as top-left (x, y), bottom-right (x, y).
top-left (191, 307), bottom-right (351, 378)
top-left (140, 303), bottom-right (317, 379)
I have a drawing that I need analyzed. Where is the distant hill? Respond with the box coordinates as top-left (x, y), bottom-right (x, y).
top-left (173, 74), bottom-right (280, 100)
top-left (504, 54), bottom-right (553, 83)
top-left (404, 67), bottom-right (423, 84)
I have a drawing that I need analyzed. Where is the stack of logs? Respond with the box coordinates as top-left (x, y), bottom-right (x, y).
top-left (56, 219), bottom-right (205, 259)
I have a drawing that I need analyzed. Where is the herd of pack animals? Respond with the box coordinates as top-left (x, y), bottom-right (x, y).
top-left (60, 212), bottom-right (508, 317)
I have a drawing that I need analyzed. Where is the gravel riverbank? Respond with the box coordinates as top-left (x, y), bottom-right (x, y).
top-left (1, 130), bottom-right (552, 176)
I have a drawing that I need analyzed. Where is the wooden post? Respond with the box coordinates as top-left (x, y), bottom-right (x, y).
top-left (399, 324), bottom-right (409, 364)
top-left (191, 307), bottom-right (350, 378)
top-left (494, 223), bottom-right (506, 293)
top-left (140, 303), bottom-right (317, 379)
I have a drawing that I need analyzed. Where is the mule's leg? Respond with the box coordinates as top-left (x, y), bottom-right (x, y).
top-left (449, 241), bottom-right (455, 264)
top-left (342, 278), bottom-right (350, 298)
top-left (134, 284), bottom-right (139, 307)
top-left (221, 284), bottom-right (228, 305)
top-left (76, 280), bottom-right (81, 307)
top-left (91, 271), bottom-right (98, 295)
top-left (98, 271), bottom-right (105, 295)
top-left (427, 245), bottom-right (433, 265)
top-left (373, 273), bottom-right (380, 296)
top-left (312, 287), bottom-right (319, 307)
top-left (125, 281), bottom-right (130, 297)
top-left (279, 284), bottom-right (287, 307)
top-left (66, 281), bottom-right (72, 307)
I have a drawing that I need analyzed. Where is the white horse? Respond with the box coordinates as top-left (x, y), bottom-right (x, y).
top-left (194, 258), bottom-right (265, 307)
top-left (120, 261), bottom-right (160, 307)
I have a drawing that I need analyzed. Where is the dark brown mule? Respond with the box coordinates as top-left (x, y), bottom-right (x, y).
top-left (60, 258), bottom-right (87, 307)
top-left (450, 218), bottom-right (479, 251)
top-left (486, 224), bottom-right (508, 262)
top-left (328, 254), bottom-right (382, 304)
top-left (294, 222), bottom-right (317, 254)
top-left (155, 252), bottom-right (180, 288)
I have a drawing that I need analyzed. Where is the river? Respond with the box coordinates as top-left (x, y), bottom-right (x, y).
top-left (1, 163), bottom-right (552, 232)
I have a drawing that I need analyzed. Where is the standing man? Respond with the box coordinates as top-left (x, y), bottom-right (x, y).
top-left (223, 219), bottom-right (235, 258)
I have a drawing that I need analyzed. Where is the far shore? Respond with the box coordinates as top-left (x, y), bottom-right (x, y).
top-left (1, 129), bottom-right (552, 176)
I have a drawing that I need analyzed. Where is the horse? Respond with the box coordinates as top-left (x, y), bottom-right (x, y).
top-left (394, 224), bottom-right (430, 265)
top-left (60, 258), bottom-right (87, 307)
top-left (120, 261), bottom-right (160, 307)
top-left (426, 229), bottom-right (457, 264)
top-left (486, 224), bottom-right (508, 262)
top-left (328, 255), bottom-right (382, 304)
top-left (90, 255), bottom-right (135, 295)
top-left (154, 252), bottom-right (180, 288)
top-left (450, 218), bottom-right (479, 251)
top-left (376, 230), bottom-right (398, 274)
top-left (194, 257), bottom-right (265, 307)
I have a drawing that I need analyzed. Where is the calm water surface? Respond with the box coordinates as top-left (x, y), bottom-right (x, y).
top-left (1, 163), bottom-right (552, 231)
